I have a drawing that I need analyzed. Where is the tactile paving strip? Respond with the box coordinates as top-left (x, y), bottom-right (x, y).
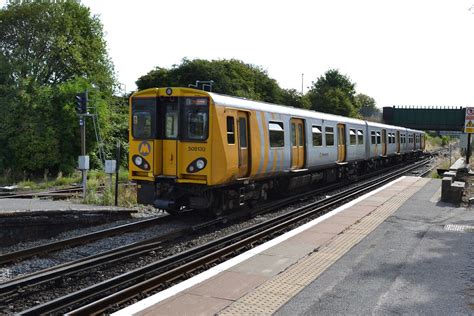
top-left (444, 224), bottom-right (474, 233)
top-left (219, 177), bottom-right (430, 315)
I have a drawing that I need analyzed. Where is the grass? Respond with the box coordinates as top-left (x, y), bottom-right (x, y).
top-left (4, 167), bottom-right (137, 208)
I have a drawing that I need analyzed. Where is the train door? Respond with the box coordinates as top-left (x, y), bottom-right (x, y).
top-left (381, 129), bottom-right (387, 156)
top-left (337, 123), bottom-right (346, 162)
top-left (290, 118), bottom-right (305, 169)
top-left (396, 131), bottom-right (400, 153)
top-left (237, 111), bottom-right (250, 178)
top-left (163, 101), bottom-right (179, 176)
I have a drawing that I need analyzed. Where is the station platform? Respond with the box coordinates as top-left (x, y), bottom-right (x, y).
top-left (0, 199), bottom-right (136, 247)
top-left (114, 176), bottom-right (474, 315)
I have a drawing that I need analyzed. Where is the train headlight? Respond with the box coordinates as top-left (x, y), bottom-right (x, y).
top-left (134, 156), bottom-right (143, 166)
top-left (132, 155), bottom-right (150, 170)
top-left (196, 159), bottom-right (205, 170)
top-left (186, 157), bottom-right (207, 173)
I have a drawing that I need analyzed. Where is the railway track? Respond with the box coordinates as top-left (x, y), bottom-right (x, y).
top-left (11, 157), bottom-right (434, 315)
top-left (0, 183), bottom-right (136, 200)
top-left (0, 185), bottom-right (83, 200)
top-left (0, 215), bottom-right (173, 265)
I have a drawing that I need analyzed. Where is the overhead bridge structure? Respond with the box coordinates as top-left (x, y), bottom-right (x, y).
top-left (383, 106), bottom-right (466, 131)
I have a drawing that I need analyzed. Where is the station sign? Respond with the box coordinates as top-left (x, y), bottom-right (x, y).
top-left (464, 107), bottom-right (474, 133)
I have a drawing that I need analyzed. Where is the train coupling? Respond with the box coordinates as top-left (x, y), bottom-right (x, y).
top-left (154, 199), bottom-right (175, 210)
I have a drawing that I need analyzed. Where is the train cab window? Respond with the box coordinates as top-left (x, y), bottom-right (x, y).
top-left (376, 131), bottom-right (381, 144)
top-left (226, 116), bottom-right (235, 144)
top-left (349, 129), bottom-right (357, 145)
top-left (269, 122), bottom-right (284, 147)
top-left (312, 126), bottom-right (322, 146)
top-left (357, 130), bottom-right (364, 145)
top-left (325, 127), bottom-right (334, 146)
top-left (165, 104), bottom-right (179, 139)
top-left (181, 98), bottom-right (209, 140)
top-left (133, 111), bottom-right (152, 139)
top-left (132, 97), bottom-right (156, 139)
top-left (371, 131), bottom-right (376, 144)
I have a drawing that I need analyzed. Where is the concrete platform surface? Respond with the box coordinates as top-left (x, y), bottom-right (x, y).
top-left (277, 179), bottom-right (474, 315)
top-left (113, 177), bottom-right (474, 315)
top-left (0, 198), bottom-right (134, 215)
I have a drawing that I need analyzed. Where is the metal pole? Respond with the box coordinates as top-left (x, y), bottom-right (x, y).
top-left (301, 73), bottom-right (304, 95)
top-left (449, 142), bottom-right (452, 166)
top-left (80, 116), bottom-right (87, 199)
top-left (467, 133), bottom-right (471, 164)
top-left (114, 141), bottom-right (120, 206)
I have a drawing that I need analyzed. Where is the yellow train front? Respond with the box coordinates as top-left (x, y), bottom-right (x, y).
top-left (130, 87), bottom-right (289, 215)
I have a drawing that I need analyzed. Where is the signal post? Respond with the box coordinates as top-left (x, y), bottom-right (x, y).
top-left (76, 91), bottom-right (89, 198)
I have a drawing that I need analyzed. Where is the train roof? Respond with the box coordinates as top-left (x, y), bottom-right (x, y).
top-left (208, 92), bottom-right (424, 134)
top-left (209, 92), bottom-right (366, 125)
top-left (132, 88), bottom-right (423, 134)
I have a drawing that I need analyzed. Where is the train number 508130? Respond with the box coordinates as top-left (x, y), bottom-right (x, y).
top-left (188, 146), bottom-right (206, 152)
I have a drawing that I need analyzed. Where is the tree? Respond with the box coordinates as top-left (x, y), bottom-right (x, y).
top-left (280, 89), bottom-right (310, 109)
top-left (355, 93), bottom-right (381, 120)
top-left (1, 1), bottom-right (114, 90)
top-left (306, 69), bottom-right (358, 117)
top-left (136, 58), bottom-right (285, 104)
top-left (0, 1), bottom-right (116, 179)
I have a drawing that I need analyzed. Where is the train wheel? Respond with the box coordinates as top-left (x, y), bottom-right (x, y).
top-left (204, 190), bottom-right (224, 217)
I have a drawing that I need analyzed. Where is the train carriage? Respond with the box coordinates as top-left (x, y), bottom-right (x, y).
top-left (129, 87), bottom-right (425, 215)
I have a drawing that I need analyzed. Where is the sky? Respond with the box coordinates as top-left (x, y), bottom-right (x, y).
top-left (4, 0), bottom-right (474, 108)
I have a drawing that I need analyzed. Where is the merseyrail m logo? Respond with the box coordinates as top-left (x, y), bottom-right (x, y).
top-left (138, 141), bottom-right (151, 157)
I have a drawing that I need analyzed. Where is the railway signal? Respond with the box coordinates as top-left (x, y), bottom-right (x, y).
top-left (75, 92), bottom-right (88, 114)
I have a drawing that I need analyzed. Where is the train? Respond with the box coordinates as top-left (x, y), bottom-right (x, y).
top-left (129, 87), bottom-right (425, 215)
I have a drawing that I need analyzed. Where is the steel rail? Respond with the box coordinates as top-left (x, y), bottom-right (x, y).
top-left (0, 215), bottom-right (171, 265)
top-left (19, 158), bottom-right (432, 315)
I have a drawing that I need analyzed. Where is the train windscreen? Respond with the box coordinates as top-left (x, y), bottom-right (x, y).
top-left (132, 97), bottom-right (156, 139)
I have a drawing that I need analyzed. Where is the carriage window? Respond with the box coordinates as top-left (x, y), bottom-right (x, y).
top-left (239, 117), bottom-right (247, 148)
top-left (312, 126), bottom-right (322, 146)
top-left (325, 127), bottom-right (334, 146)
top-left (291, 123), bottom-right (296, 146)
top-left (376, 131), bottom-right (381, 144)
top-left (269, 122), bottom-right (284, 147)
top-left (298, 124), bottom-right (304, 146)
top-left (349, 129), bottom-right (357, 145)
top-left (357, 130), bottom-right (364, 145)
top-left (226, 116), bottom-right (235, 144)
top-left (371, 131), bottom-right (376, 144)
